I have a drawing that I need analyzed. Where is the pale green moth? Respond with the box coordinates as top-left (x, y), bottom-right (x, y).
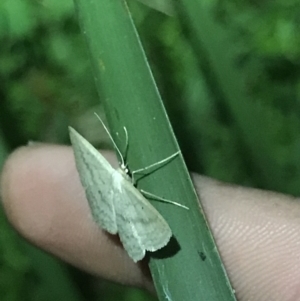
top-left (69, 117), bottom-right (186, 262)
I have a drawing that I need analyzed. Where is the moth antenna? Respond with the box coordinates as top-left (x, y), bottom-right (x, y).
top-left (94, 113), bottom-right (125, 167)
top-left (123, 126), bottom-right (129, 164)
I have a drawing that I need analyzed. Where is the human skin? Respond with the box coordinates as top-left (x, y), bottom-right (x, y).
top-left (1, 145), bottom-right (300, 301)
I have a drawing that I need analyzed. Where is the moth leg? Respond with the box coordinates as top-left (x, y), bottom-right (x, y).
top-left (131, 151), bottom-right (181, 184)
top-left (140, 189), bottom-right (189, 210)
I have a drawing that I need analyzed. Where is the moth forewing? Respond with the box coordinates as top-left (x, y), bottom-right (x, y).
top-left (115, 174), bottom-right (172, 262)
top-left (69, 127), bottom-right (118, 234)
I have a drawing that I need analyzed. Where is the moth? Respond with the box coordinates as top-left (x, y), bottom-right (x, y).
top-left (69, 116), bottom-right (186, 262)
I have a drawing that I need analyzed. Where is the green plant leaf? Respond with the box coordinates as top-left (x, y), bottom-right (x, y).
top-left (73, 0), bottom-right (236, 300)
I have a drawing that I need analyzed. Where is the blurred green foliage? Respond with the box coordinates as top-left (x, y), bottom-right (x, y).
top-left (0, 207), bottom-right (30, 301)
top-left (0, 0), bottom-right (300, 300)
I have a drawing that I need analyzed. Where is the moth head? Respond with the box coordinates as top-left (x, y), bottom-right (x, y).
top-left (120, 162), bottom-right (130, 176)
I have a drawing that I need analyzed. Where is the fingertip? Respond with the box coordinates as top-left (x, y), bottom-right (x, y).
top-left (1, 145), bottom-right (74, 241)
top-left (0, 145), bottom-right (153, 290)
